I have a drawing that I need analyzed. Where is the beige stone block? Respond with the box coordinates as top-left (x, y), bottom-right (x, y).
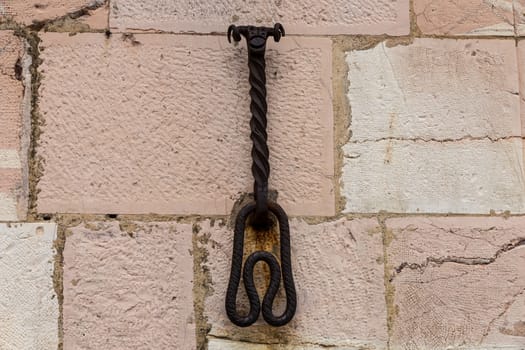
top-left (386, 217), bottom-right (525, 349)
top-left (109, 0), bottom-right (409, 35)
top-left (201, 218), bottom-right (387, 348)
top-left (414, 0), bottom-right (515, 35)
top-left (0, 223), bottom-right (59, 349)
top-left (0, 0), bottom-right (107, 28)
top-left (347, 39), bottom-right (520, 142)
top-left (343, 139), bottom-right (525, 214)
top-left (37, 33), bottom-right (334, 216)
top-left (63, 221), bottom-right (195, 349)
top-left (0, 169), bottom-right (23, 220)
top-left (0, 31), bottom-right (30, 221)
top-left (344, 39), bottom-right (525, 214)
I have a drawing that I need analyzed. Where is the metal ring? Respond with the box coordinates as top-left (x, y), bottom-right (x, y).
top-left (225, 202), bottom-right (297, 327)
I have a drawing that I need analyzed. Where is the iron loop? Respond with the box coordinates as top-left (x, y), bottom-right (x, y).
top-left (225, 202), bottom-right (297, 327)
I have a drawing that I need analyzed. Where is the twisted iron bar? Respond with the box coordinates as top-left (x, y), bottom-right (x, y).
top-left (226, 24), bottom-right (296, 327)
top-left (228, 23), bottom-right (284, 228)
top-left (248, 45), bottom-right (270, 229)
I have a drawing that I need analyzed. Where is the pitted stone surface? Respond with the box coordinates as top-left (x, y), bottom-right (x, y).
top-left (63, 221), bottom-right (195, 349)
top-left (109, 0), bottom-right (409, 35)
top-left (201, 218), bottom-right (387, 348)
top-left (344, 39), bottom-right (524, 214)
top-left (0, 223), bottom-right (58, 350)
top-left (37, 33), bottom-right (334, 216)
top-left (347, 39), bottom-right (520, 142)
top-left (386, 217), bottom-right (525, 349)
top-left (0, 31), bottom-right (29, 221)
top-left (0, 0), bottom-right (106, 26)
top-left (414, 0), bottom-right (515, 35)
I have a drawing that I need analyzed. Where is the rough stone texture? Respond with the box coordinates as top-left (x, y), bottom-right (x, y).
top-left (109, 0), bottom-right (409, 35)
top-left (386, 217), bottom-right (525, 349)
top-left (63, 221), bottom-right (195, 349)
top-left (413, 0), bottom-right (515, 35)
top-left (37, 33), bottom-right (334, 216)
top-left (344, 39), bottom-right (524, 214)
top-left (347, 39), bottom-right (520, 142)
top-left (201, 218), bottom-right (387, 348)
top-left (0, 223), bottom-right (58, 350)
top-left (0, 0), bottom-right (107, 27)
top-left (0, 31), bottom-right (30, 221)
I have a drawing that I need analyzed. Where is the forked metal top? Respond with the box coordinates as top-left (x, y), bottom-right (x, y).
top-left (228, 24), bottom-right (285, 53)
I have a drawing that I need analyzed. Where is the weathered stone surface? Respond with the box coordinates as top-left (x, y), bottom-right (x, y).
top-left (37, 33), bottom-right (334, 216)
top-left (0, 223), bottom-right (58, 349)
top-left (347, 39), bottom-right (520, 142)
top-left (343, 139), bottom-right (525, 213)
top-left (63, 221), bottom-right (195, 349)
top-left (386, 217), bottom-right (525, 349)
top-left (201, 218), bottom-right (387, 348)
top-left (0, 31), bottom-right (30, 221)
top-left (109, 0), bottom-right (409, 35)
top-left (0, 0), bottom-right (107, 27)
top-left (344, 39), bottom-right (524, 214)
top-left (413, 0), bottom-right (515, 35)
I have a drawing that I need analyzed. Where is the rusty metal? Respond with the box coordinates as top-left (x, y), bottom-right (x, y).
top-left (225, 24), bottom-right (296, 327)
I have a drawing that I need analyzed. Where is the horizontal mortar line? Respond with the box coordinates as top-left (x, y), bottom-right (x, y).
top-left (207, 334), bottom-right (340, 348)
top-left (12, 25), bottom-right (522, 41)
top-left (0, 149), bottom-right (21, 168)
top-left (341, 212), bottom-right (525, 217)
top-left (13, 212), bottom-right (525, 226)
top-left (50, 29), bottom-right (521, 40)
top-left (349, 135), bottom-right (525, 144)
top-left (52, 31), bottom-right (524, 41)
top-left (104, 30), bottom-right (410, 39)
top-left (415, 34), bottom-right (520, 40)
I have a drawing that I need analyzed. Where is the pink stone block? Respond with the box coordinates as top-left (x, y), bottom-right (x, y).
top-left (386, 217), bottom-right (525, 348)
top-left (202, 218), bottom-right (387, 348)
top-left (109, 0), bottom-right (409, 35)
top-left (63, 221), bottom-right (196, 349)
top-left (0, 31), bottom-right (29, 221)
top-left (518, 41), bottom-right (525, 137)
top-left (414, 0), bottom-right (515, 35)
top-left (0, 0), bottom-right (107, 28)
top-left (0, 33), bottom-right (24, 150)
top-left (37, 33), bottom-right (334, 216)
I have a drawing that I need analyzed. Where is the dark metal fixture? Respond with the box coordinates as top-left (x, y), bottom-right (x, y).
top-left (225, 24), bottom-right (297, 327)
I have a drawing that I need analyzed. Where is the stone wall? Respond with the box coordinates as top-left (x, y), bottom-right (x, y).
top-left (0, 0), bottom-right (524, 349)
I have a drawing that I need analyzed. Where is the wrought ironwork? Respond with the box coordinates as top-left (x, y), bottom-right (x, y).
top-left (225, 24), bottom-right (297, 327)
